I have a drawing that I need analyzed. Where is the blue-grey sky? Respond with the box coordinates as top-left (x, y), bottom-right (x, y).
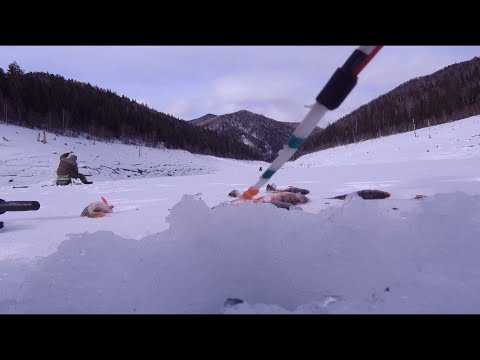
top-left (1, 46), bottom-right (479, 127)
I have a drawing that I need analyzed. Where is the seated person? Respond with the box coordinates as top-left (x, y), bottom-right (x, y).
top-left (56, 152), bottom-right (93, 185)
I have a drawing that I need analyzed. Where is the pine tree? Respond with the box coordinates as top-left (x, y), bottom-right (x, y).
top-left (7, 61), bottom-right (24, 77)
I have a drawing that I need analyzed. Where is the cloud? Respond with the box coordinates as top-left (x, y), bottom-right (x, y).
top-left (1, 46), bottom-right (479, 126)
top-left (198, 71), bottom-right (310, 122)
top-left (164, 99), bottom-right (194, 119)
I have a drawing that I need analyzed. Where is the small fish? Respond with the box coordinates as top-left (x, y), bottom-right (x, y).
top-left (328, 189), bottom-right (391, 200)
top-left (266, 183), bottom-right (310, 195)
top-left (269, 201), bottom-right (295, 210)
top-left (228, 190), bottom-right (240, 198)
top-left (81, 197), bottom-right (114, 218)
top-left (226, 191), bottom-right (309, 210)
top-left (256, 192), bottom-right (310, 205)
top-left (285, 186), bottom-right (310, 195)
top-left (266, 183), bottom-right (278, 192)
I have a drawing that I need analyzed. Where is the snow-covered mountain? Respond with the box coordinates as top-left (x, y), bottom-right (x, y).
top-left (189, 113), bottom-right (218, 125)
top-left (191, 110), bottom-right (323, 161)
top-left (1, 115), bottom-right (480, 314)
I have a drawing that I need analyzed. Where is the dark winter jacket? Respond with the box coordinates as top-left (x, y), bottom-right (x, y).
top-left (56, 153), bottom-right (82, 178)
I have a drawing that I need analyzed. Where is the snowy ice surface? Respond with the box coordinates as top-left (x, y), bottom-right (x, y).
top-left (1, 116), bottom-right (480, 313)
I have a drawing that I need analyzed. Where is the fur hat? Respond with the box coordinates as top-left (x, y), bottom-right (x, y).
top-left (65, 154), bottom-right (77, 164)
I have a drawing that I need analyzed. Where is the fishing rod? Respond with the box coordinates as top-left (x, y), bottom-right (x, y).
top-left (242, 46), bottom-right (383, 200)
top-left (0, 199), bottom-right (41, 229)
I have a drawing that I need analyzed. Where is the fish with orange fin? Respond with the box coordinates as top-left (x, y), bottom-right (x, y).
top-left (81, 197), bottom-right (115, 218)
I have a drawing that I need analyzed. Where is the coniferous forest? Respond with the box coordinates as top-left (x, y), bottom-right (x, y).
top-left (295, 57), bottom-right (480, 157)
top-left (2, 57), bottom-right (480, 161)
top-left (0, 62), bottom-right (262, 160)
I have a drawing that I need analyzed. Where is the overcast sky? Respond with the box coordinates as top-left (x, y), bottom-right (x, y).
top-left (1, 46), bottom-right (479, 127)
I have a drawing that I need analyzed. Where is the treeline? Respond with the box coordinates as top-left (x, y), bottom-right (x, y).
top-left (296, 56), bottom-right (480, 157)
top-left (0, 62), bottom-right (260, 160)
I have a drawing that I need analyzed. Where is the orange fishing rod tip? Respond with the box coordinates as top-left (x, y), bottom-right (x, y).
top-left (242, 187), bottom-right (259, 199)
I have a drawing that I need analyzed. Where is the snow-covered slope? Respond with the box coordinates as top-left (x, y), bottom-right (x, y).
top-left (289, 117), bottom-right (480, 168)
top-left (0, 125), bottom-right (227, 187)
